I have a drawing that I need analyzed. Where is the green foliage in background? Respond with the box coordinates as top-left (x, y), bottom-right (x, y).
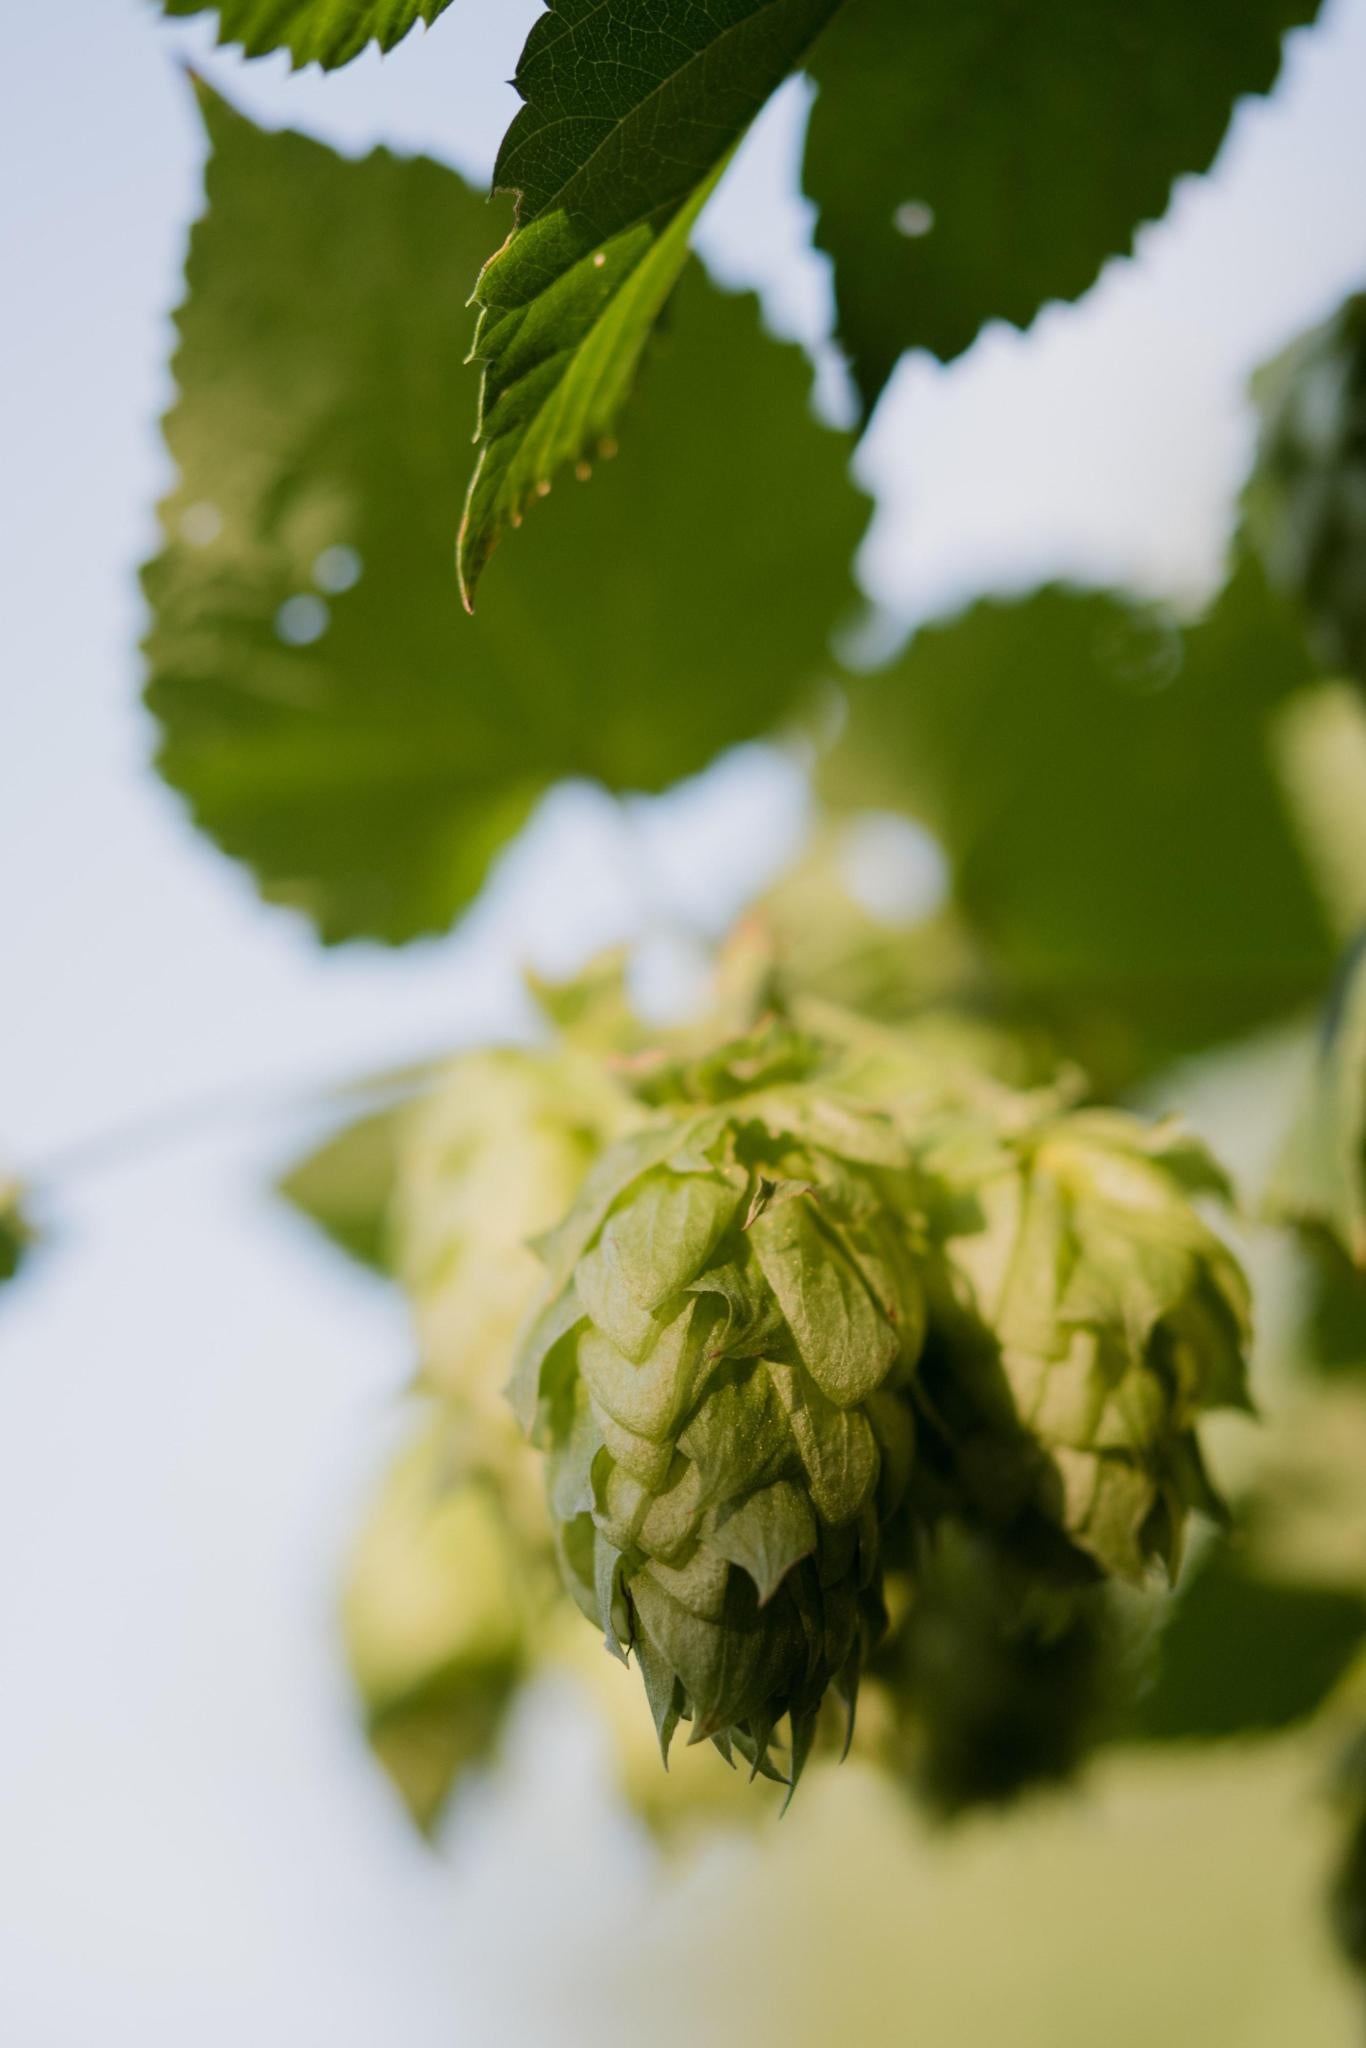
top-left (803, 0), bottom-right (1319, 412)
top-left (144, 90), bottom-right (866, 942)
top-left (1270, 939), bottom-right (1366, 1266)
top-left (824, 564), bottom-right (1334, 1086)
top-left (160, 0), bottom-right (455, 68)
top-left (1246, 291), bottom-right (1366, 695)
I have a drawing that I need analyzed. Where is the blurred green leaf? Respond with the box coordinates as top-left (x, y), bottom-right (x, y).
top-left (458, 0), bottom-right (843, 601)
top-left (1133, 1544), bottom-right (1366, 1742)
top-left (145, 89), bottom-right (867, 943)
top-left (277, 1106), bottom-right (406, 1274)
top-left (803, 0), bottom-right (1319, 413)
top-left (1268, 936), bottom-right (1366, 1266)
top-left (160, 0), bottom-right (454, 66)
top-left (1246, 289), bottom-right (1366, 693)
top-left (825, 562), bottom-right (1334, 1084)
top-left (0, 1178), bottom-right (30, 1285)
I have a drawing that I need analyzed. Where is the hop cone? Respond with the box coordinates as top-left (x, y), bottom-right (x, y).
top-left (917, 1106), bottom-right (1252, 1583)
top-left (511, 1023), bottom-right (925, 1787)
top-left (398, 1047), bottom-right (635, 1422)
top-left (1245, 290), bottom-right (1366, 689)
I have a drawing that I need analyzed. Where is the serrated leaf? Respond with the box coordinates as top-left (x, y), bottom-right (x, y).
top-left (458, 0), bottom-right (845, 600)
top-left (825, 564), bottom-right (1334, 1087)
top-left (145, 88), bottom-right (868, 943)
top-left (803, 0), bottom-right (1319, 413)
top-left (160, 0), bottom-right (455, 67)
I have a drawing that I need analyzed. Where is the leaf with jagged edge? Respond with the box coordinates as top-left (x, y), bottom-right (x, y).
top-left (159, 0), bottom-right (456, 67)
top-left (823, 559), bottom-right (1335, 1087)
top-left (458, 0), bottom-right (845, 605)
top-left (144, 87), bottom-right (868, 943)
top-left (803, 0), bottom-right (1321, 416)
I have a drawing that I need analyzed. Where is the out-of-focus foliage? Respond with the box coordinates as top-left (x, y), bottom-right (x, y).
top-left (144, 89), bottom-right (867, 942)
top-left (1328, 1687), bottom-right (1366, 1982)
top-left (803, 0), bottom-right (1318, 414)
top-left (277, 1104), bottom-right (405, 1274)
top-left (824, 564), bottom-right (1333, 1087)
top-left (160, 0), bottom-right (454, 67)
top-left (458, 0), bottom-right (843, 602)
top-left (0, 1177), bottom-right (30, 1284)
top-left (596, 1741), bottom-right (1359, 2048)
top-left (1246, 291), bottom-right (1366, 695)
top-left (1131, 1543), bottom-right (1366, 1742)
top-left (1269, 938), bottom-right (1366, 1266)
top-left (342, 1413), bottom-right (536, 1832)
top-left (870, 1525), bottom-right (1126, 1813)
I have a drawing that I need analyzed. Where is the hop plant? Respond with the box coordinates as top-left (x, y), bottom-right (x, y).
top-left (915, 1106), bottom-right (1252, 1585)
top-left (511, 1005), bottom-right (1251, 1792)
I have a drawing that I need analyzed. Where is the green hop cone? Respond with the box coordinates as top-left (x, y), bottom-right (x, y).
top-left (1245, 290), bottom-right (1366, 692)
top-left (511, 1023), bottom-right (926, 1792)
top-left (342, 1416), bottom-right (538, 1833)
top-left (399, 1046), bottom-right (637, 1422)
top-left (918, 1106), bottom-right (1252, 1583)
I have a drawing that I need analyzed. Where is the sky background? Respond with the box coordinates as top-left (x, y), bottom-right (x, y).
top-left (1, 2), bottom-right (1365, 2040)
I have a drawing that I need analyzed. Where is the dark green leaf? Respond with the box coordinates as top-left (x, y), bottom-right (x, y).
top-left (160, 0), bottom-right (455, 67)
top-left (1268, 936), bottom-right (1366, 1266)
top-left (458, 0), bottom-right (844, 600)
top-left (0, 1179), bottom-right (31, 1286)
top-left (1245, 290), bottom-right (1366, 692)
top-left (804, 0), bottom-right (1319, 412)
top-left (825, 562), bottom-right (1334, 1085)
top-left (1133, 1544), bottom-right (1366, 1741)
top-left (145, 89), bottom-right (867, 943)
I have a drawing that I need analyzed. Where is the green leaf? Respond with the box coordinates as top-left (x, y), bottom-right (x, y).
top-left (825, 562), bottom-right (1335, 1086)
top-left (1132, 1544), bottom-right (1366, 1742)
top-left (160, 0), bottom-right (455, 67)
top-left (0, 1178), bottom-right (31, 1286)
top-left (277, 1106), bottom-right (406, 1274)
top-left (145, 89), bottom-right (867, 943)
top-left (458, 0), bottom-right (845, 602)
top-left (803, 0), bottom-right (1319, 412)
top-left (1268, 937), bottom-right (1366, 1266)
top-left (1245, 290), bottom-right (1366, 694)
